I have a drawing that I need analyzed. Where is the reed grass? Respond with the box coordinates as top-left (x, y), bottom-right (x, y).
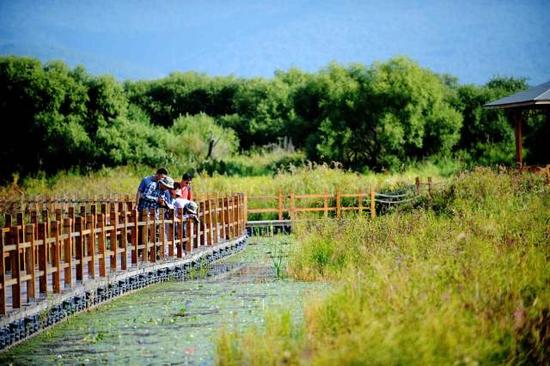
top-left (0, 160), bottom-right (454, 201)
top-left (216, 168), bottom-right (550, 365)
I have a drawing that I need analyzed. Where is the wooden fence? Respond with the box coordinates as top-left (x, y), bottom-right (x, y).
top-left (246, 177), bottom-right (434, 220)
top-left (0, 194), bottom-right (245, 316)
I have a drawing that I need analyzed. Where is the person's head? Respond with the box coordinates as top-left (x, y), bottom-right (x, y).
top-left (181, 172), bottom-right (193, 186)
top-left (158, 176), bottom-right (174, 190)
top-left (184, 201), bottom-right (198, 215)
top-left (154, 168), bottom-right (168, 181)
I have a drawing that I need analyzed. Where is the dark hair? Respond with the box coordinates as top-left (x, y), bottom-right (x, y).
top-left (173, 182), bottom-right (181, 190)
top-left (156, 168), bottom-right (168, 175)
top-left (181, 172), bottom-right (193, 181)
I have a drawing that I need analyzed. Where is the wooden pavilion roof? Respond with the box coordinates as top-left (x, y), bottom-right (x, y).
top-left (485, 80), bottom-right (550, 109)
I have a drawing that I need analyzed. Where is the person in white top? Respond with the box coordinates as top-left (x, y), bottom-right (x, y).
top-left (172, 188), bottom-right (199, 223)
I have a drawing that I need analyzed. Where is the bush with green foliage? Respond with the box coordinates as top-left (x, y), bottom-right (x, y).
top-left (1, 55), bottom-right (545, 184)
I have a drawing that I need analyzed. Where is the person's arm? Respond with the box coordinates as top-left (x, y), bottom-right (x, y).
top-left (162, 191), bottom-right (175, 210)
top-left (141, 181), bottom-right (159, 203)
top-left (136, 178), bottom-right (145, 204)
top-left (188, 186), bottom-right (193, 200)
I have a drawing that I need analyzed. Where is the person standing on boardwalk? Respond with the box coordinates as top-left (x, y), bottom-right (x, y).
top-left (179, 172), bottom-right (193, 200)
top-left (137, 175), bottom-right (175, 216)
top-left (136, 168), bottom-right (168, 208)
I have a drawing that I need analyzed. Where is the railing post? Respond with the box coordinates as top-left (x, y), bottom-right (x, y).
top-left (207, 199), bottom-right (213, 245)
top-left (428, 177), bottom-right (433, 199)
top-left (234, 195), bottom-right (239, 237)
top-left (63, 218), bottom-right (73, 287)
top-left (221, 197), bottom-right (228, 240)
top-left (243, 193), bottom-right (249, 224)
top-left (141, 210), bottom-right (149, 263)
top-left (199, 201), bottom-right (205, 246)
top-left (120, 210), bottom-right (128, 271)
top-left (186, 215), bottom-right (193, 253)
top-left (415, 177), bottom-right (420, 195)
top-left (159, 208), bottom-right (166, 259)
top-left (75, 216), bottom-right (86, 284)
top-left (97, 213), bottom-right (107, 277)
top-left (336, 190), bottom-right (341, 219)
top-left (212, 197), bottom-right (219, 244)
top-left (131, 210), bottom-right (138, 264)
top-left (86, 214), bottom-right (96, 279)
top-left (290, 192), bottom-right (295, 221)
top-left (324, 190), bottom-right (329, 218)
top-left (195, 203), bottom-right (202, 248)
top-left (168, 209), bottom-right (175, 257)
top-left (370, 191), bottom-right (376, 219)
top-left (10, 226), bottom-right (21, 309)
top-left (0, 230), bottom-right (5, 315)
top-left (110, 205), bottom-right (119, 271)
top-left (176, 208), bottom-right (184, 257)
top-left (38, 222), bottom-right (49, 294)
top-left (358, 191), bottom-right (363, 215)
top-left (278, 191), bottom-right (284, 220)
top-left (51, 221), bottom-right (61, 293)
top-left (25, 224), bottom-right (36, 301)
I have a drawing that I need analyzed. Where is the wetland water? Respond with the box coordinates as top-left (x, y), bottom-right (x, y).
top-left (0, 237), bottom-right (327, 365)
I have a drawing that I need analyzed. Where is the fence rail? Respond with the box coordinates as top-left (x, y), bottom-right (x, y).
top-left (0, 194), bottom-right (246, 316)
top-left (246, 177), bottom-right (436, 220)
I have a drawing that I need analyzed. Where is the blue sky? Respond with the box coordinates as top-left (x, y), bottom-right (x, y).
top-left (0, 0), bottom-right (548, 85)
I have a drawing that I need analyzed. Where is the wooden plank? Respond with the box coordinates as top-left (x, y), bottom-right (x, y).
top-left (220, 197), bottom-right (226, 241)
top-left (294, 193), bottom-right (330, 199)
top-left (110, 207), bottom-right (118, 271)
top-left (207, 199), bottom-right (213, 245)
top-left (97, 214), bottom-right (106, 277)
top-left (142, 210), bottom-right (150, 262)
top-left (159, 209), bottom-right (166, 259)
top-left (186, 218), bottom-right (193, 253)
top-left (289, 192), bottom-right (295, 221)
top-left (131, 210), bottom-right (138, 264)
top-left (25, 224), bottom-right (36, 301)
top-left (38, 223), bottom-right (48, 294)
top-left (0, 229), bottom-right (6, 315)
top-left (51, 221), bottom-right (61, 293)
top-left (86, 214), bottom-right (96, 279)
top-left (120, 212), bottom-right (128, 271)
top-left (176, 209), bottom-right (183, 257)
top-left (63, 218), bottom-right (73, 287)
top-left (75, 217), bottom-right (84, 281)
top-left (149, 211), bottom-right (157, 263)
top-left (278, 191), bottom-right (284, 221)
top-left (324, 190), bottom-right (329, 218)
top-left (211, 198), bottom-right (218, 244)
top-left (11, 226), bottom-right (22, 308)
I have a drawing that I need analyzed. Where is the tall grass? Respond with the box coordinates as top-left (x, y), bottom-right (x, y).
top-left (216, 169), bottom-right (550, 365)
top-left (0, 160), bottom-right (456, 200)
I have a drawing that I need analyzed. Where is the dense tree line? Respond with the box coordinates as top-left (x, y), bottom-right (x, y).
top-left (0, 55), bottom-right (547, 182)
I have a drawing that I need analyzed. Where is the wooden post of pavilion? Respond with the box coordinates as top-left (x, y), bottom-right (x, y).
top-left (485, 80), bottom-right (550, 169)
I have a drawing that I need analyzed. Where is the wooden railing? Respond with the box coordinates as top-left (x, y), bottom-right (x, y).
top-left (246, 177), bottom-right (434, 220)
top-left (0, 194), bottom-right (246, 316)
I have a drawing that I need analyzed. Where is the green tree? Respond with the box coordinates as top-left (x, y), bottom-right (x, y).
top-left (452, 76), bottom-right (528, 165)
top-left (169, 113), bottom-right (239, 166)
